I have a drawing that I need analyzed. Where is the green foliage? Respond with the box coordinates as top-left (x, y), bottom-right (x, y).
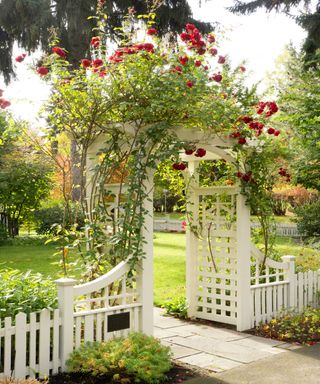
top-left (34, 204), bottom-right (85, 235)
top-left (295, 200), bottom-right (320, 238)
top-left (0, 269), bottom-right (57, 319)
top-left (66, 333), bottom-right (172, 383)
top-left (272, 48), bottom-right (320, 192)
top-left (163, 296), bottom-right (189, 319)
top-left (0, 116), bottom-right (53, 238)
top-left (255, 307), bottom-right (320, 344)
top-left (0, 0), bottom-right (211, 83)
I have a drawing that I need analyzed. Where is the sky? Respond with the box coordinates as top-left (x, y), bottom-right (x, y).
top-left (0, 0), bottom-right (307, 127)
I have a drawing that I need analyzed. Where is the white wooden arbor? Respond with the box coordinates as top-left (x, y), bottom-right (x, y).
top-left (86, 128), bottom-right (252, 332)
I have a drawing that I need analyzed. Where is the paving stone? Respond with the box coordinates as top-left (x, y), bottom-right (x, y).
top-left (153, 327), bottom-right (179, 339)
top-left (154, 309), bottom-right (187, 329)
top-left (275, 342), bottom-right (303, 350)
top-left (161, 340), bottom-right (201, 359)
top-left (164, 335), bottom-right (273, 363)
top-left (168, 323), bottom-right (251, 342)
top-left (179, 352), bottom-right (243, 372)
top-left (230, 335), bottom-right (286, 354)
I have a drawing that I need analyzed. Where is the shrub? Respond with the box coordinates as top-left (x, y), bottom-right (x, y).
top-left (163, 296), bottom-right (189, 319)
top-left (66, 332), bottom-right (172, 383)
top-left (255, 307), bottom-right (320, 344)
top-left (34, 205), bottom-right (64, 235)
top-left (0, 269), bottom-right (57, 319)
top-left (294, 200), bottom-right (320, 237)
top-left (34, 204), bottom-right (85, 235)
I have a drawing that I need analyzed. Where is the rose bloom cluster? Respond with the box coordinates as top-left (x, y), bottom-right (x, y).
top-left (0, 89), bottom-right (10, 109)
top-left (172, 147), bottom-right (206, 171)
top-left (230, 100), bottom-right (281, 146)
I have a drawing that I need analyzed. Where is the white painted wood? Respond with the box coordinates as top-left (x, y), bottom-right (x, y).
top-left (15, 312), bottom-right (27, 378)
top-left (55, 278), bottom-right (77, 370)
top-left (134, 306), bottom-right (139, 331)
top-left (29, 312), bottom-right (37, 377)
top-left (74, 261), bottom-right (130, 296)
top-left (39, 309), bottom-right (50, 378)
top-left (52, 309), bottom-right (60, 374)
top-left (266, 287), bottom-right (272, 320)
top-left (75, 317), bottom-right (82, 349)
top-left (84, 315), bottom-right (94, 342)
top-left (136, 169), bottom-right (154, 335)
top-left (186, 161), bottom-right (199, 318)
top-left (308, 270), bottom-right (313, 306)
top-left (281, 256), bottom-right (296, 308)
top-left (298, 272), bottom-right (304, 311)
top-left (96, 313), bottom-right (102, 342)
top-left (4, 317), bottom-right (12, 378)
top-left (236, 193), bottom-right (251, 331)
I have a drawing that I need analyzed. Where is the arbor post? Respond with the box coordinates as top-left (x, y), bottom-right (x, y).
top-left (55, 278), bottom-right (77, 370)
top-left (186, 160), bottom-right (199, 318)
top-left (137, 169), bottom-right (154, 335)
top-left (236, 193), bottom-right (251, 331)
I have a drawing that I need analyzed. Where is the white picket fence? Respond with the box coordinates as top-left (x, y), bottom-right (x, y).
top-left (250, 246), bottom-right (320, 327)
top-left (1, 247), bottom-right (320, 379)
top-left (155, 219), bottom-right (301, 237)
top-left (0, 258), bottom-right (147, 379)
top-left (0, 309), bottom-right (61, 379)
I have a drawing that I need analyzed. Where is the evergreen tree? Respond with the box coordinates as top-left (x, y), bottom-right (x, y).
top-left (229, 1), bottom-right (320, 64)
top-left (0, 0), bottom-right (211, 84)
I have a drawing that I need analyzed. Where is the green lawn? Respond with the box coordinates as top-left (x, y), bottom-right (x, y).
top-left (0, 233), bottom-right (319, 306)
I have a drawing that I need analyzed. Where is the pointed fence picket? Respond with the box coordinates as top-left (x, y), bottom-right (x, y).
top-left (0, 309), bottom-right (61, 380)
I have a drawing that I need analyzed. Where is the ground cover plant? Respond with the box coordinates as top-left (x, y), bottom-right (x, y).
top-left (254, 307), bottom-right (320, 345)
top-left (0, 269), bottom-right (57, 319)
top-left (65, 333), bottom-right (172, 384)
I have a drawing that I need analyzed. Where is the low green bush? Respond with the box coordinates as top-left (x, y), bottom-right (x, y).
top-left (255, 307), bottom-right (320, 344)
top-left (162, 296), bottom-right (188, 319)
top-left (66, 332), bottom-right (172, 383)
top-left (0, 269), bottom-right (57, 319)
top-left (295, 200), bottom-right (320, 238)
top-left (34, 204), bottom-right (85, 235)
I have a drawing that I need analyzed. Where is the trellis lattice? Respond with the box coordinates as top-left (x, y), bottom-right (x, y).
top-left (193, 188), bottom-right (238, 325)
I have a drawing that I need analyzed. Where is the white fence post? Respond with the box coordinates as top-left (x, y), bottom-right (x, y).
top-left (281, 255), bottom-right (296, 308)
top-left (137, 169), bottom-right (154, 336)
top-left (236, 193), bottom-right (251, 331)
top-left (55, 278), bottom-right (77, 371)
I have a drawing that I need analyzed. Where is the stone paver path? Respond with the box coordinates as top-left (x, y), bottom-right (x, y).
top-left (154, 307), bottom-right (301, 374)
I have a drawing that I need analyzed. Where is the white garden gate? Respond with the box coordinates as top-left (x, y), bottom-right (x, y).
top-left (184, 154), bottom-right (251, 331)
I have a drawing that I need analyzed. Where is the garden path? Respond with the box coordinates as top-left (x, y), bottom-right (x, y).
top-left (154, 307), bottom-right (300, 374)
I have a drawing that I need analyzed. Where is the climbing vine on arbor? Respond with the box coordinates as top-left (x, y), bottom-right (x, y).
top-left (12, 6), bottom-right (289, 277)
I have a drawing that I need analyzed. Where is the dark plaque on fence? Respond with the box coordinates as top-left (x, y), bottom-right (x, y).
top-left (107, 312), bottom-right (130, 332)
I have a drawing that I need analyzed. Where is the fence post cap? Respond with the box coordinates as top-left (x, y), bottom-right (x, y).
top-left (281, 255), bottom-right (296, 262)
top-left (54, 277), bottom-right (77, 286)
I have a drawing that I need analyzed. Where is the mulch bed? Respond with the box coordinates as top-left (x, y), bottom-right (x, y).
top-left (48, 363), bottom-right (202, 384)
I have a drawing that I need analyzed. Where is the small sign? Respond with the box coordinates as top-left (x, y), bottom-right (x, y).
top-left (107, 312), bottom-right (130, 332)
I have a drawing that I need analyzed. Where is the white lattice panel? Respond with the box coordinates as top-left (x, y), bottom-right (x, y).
top-left (193, 188), bottom-right (238, 325)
